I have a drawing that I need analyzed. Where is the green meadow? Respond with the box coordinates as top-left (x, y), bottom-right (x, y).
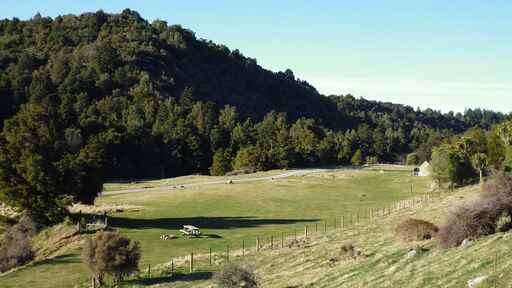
top-left (0, 167), bottom-right (431, 287)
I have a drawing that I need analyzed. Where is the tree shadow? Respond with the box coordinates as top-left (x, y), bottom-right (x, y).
top-left (30, 254), bottom-right (80, 267)
top-left (110, 216), bottom-right (319, 231)
top-left (126, 271), bottom-right (213, 285)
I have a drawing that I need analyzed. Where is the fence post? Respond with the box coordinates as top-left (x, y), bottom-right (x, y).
top-left (315, 223), bottom-right (318, 233)
top-left (294, 229), bottom-right (297, 241)
top-left (209, 247), bottom-right (212, 266)
top-left (494, 250), bottom-right (498, 288)
top-left (191, 252), bottom-right (195, 272)
top-left (341, 215), bottom-right (345, 228)
top-left (148, 264), bottom-right (151, 279)
top-left (171, 259), bottom-right (174, 276)
top-left (242, 240), bottom-right (245, 257)
top-left (324, 221), bottom-right (327, 233)
top-left (190, 252), bottom-right (194, 273)
top-left (304, 226), bottom-right (308, 238)
top-left (281, 232), bottom-right (284, 248)
top-left (256, 236), bottom-right (260, 252)
top-left (227, 245), bottom-right (230, 262)
top-left (271, 235), bottom-right (274, 249)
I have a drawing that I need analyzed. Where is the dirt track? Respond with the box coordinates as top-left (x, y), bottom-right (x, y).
top-left (102, 168), bottom-right (330, 196)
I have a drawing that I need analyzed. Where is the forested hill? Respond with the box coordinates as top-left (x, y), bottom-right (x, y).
top-left (0, 10), bottom-right (506, 181)
top-left (0, 9), bottom-right (505, 131)
top-left (0, 9), bottom-right (509, 221)
top-left (0, 9), bottom-right (345, 129)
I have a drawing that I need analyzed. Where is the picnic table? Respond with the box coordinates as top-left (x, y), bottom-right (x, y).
top-left (180, 225), bottom-right (202, 237)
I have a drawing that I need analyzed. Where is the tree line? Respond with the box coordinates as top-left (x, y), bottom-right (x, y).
top-left (430, 120), bottom-right (512, 189)
top-left (0, 10), bottom-right (507, 223)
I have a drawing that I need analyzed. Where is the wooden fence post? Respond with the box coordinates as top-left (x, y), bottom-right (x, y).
top-left (148, 264), bottom-right (151, 279)
top-left (315, 223), bottom-right (318, 233)
top-left (189, 252), bottom-right (194, 273)
top-left (227, 245), bottom-right (230, 262)
top-left (281, 232), bottom-right (284, 248)
top-left (271, 235), bottom-right (274, 248)
top-left (494, 250), bottom-right (498, 288)
top-left (171, 259), bottom-right (174, 276)
top-left (304, 225), bottom-right (308, 238)
top-left (242, 240), bottom-right (245, 257)
top-left (256, 236), bottom-right (260, 252)
top-left (294, 229), bottom-right (297, 241)
top-left (324, 221), bottom-right (327, 233)
top-left (341, 215), bottom-right (345, 228)
top-left (209, 247), bottom-right (212, 266)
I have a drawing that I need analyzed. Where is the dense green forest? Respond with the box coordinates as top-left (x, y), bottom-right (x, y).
top-left (0, 10), bottom-right (507, 222)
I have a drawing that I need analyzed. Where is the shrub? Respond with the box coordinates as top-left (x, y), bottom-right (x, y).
top-left (82, 231), bottom-right (141, 286)
top-left (0, 214), bottom-right (37, 272)
top-left (340, 241), bottom-right (357, 259)
top-left (351, 149), bottom-right (363, 166)
top-left (481, 171), bottom-right (512, 217)
top-left (437, 172), bottom-right (512, 248)
top-left (438, 200), bottom-right (499, 248)
top-left (406, 153), bottom-right (419, 166)
top-left (213, 263), bottom-right (257, 288)
top-left (395, 218), bottom-right (439, 242)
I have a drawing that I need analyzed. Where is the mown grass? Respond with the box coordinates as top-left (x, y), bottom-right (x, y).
top-left (102, 169), bottom-right (288, 192)
top-left (0, 167), bottom-right (431, 287)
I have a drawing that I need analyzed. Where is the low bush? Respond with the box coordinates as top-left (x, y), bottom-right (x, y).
top-left (438, 200), bottom-right (499, 248)
top-left (438, 171), bottom-right (512, 248)
top-left (340, 241), bottom-right (356, 259)
top-left (82, 231), bottom-right (141, 287)
top-left (395, 218), bottom-right (439, 242)
top-left (0, 214), bottom-right (37, 272)
top-left (213, 263), bottom-right (258, 288)
top-left (481, 171), bottom-right (512, 219)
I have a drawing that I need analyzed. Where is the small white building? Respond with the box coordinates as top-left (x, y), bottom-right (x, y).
top-left (413, 161), bottom-right (431, 177)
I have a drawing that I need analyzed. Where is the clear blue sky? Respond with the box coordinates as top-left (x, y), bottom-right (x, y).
top-left (2, 1), bottom-right (511, 113)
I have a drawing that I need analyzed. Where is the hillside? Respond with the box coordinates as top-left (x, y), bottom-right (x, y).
top-left (0, 9), bottom-right (508, 225)
top-left (0, 10), bottom-right (506, 182)
top-left (155, 185), bottom-right (512, 287)
top-left (1, 10), bottom-right (504, 130)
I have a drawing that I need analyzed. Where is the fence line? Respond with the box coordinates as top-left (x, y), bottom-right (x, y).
top-left (135, 189), bottom-right (457, 284)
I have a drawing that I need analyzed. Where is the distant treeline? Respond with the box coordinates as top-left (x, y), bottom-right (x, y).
top-left (0, 10), bottom-right (507, 223)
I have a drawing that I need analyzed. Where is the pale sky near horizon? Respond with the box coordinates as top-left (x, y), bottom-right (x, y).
top-left (2, 1), bottom-right (511, 113)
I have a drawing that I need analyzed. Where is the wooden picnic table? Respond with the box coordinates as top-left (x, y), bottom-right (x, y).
top-left (180, 225), bottom-right (202, 237)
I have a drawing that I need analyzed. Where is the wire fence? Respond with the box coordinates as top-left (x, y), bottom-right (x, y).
top-left (82, 189), bottom-right (509, 287)
top-left (128, 190), bottom-right (459, 284)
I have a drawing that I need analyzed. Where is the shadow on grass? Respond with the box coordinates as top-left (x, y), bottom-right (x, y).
top-left (30, 253), bottom-right (80, 267)
top-left (126, 271), bottom-right (213, 285)
top-left (110, 216), bottom-right (319, 230)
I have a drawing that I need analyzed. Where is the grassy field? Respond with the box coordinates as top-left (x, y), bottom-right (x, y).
top-left (102, 169), bottom-right (289, 192)
top-left (0, 166), bottom-right (432, 287)
top-left (138, 185), bottom-right (512, 288)
top-left (226, 186), bottom-right (512, 288)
